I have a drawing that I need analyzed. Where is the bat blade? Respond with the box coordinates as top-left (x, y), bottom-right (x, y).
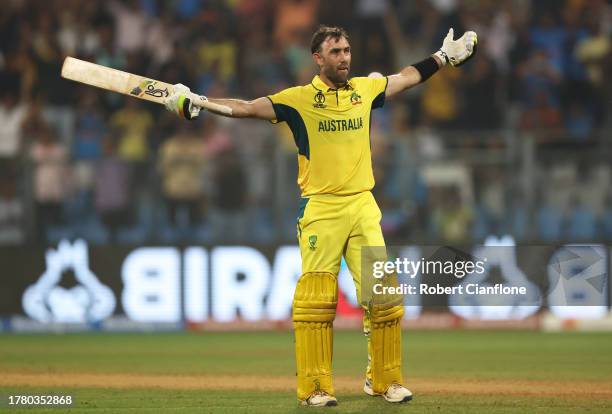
top-left (61, 57), bottom-right (172, 104)
top-left (61, 57), bottom-right (232, 115)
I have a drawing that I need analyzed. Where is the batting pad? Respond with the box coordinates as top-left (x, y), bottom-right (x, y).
top-left (292, 272), bottom-right (338, 400)
top-left (368, 301), bottom-right (404, 393)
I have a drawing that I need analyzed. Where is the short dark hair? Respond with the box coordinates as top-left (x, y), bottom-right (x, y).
top-left (310, 25), bottom-right (349, 54)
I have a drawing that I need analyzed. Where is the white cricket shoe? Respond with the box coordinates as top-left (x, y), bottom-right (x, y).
top-left (300, 391), bottom-right (338, 407)
top-left (364, 379), bottom-right (413, 403)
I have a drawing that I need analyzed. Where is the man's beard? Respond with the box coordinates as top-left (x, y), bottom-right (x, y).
top-left (324, 65), bottom-right (349, 87)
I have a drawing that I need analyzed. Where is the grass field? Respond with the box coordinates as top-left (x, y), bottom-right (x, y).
top-left (1, 330), bottom-right (612, 413)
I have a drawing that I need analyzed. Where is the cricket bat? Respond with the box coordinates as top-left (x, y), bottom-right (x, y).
top-left (61, 56), bottom-right (232, 115)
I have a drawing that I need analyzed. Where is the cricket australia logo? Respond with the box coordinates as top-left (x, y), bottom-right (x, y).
top-left (308, 235), bottom-right (318, 251)
top-left (130, 79), bottom-right (169, 98)
top-left (313, 91), bottom-right (326, 108)
top-left (22, 239), bottom-right (116, 323)
top-left (350, 91), bottom-right (362, 105)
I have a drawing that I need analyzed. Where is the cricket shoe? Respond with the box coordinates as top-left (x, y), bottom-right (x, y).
top-left (364, 379), bottom-right (413, 403)
top-left (300, 391), bottom-right (338, 407)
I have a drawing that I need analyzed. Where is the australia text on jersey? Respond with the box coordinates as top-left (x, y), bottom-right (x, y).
top-left (318, 117), bottom-right (364, 132)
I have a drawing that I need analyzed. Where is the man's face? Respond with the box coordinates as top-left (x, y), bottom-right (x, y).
top-left (314, 36), bottom-right (351, 86)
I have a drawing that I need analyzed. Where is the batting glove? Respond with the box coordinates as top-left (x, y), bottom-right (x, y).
top-left (164, 83), bottom-right (203, 120)
top-left (434, 28), bottom-right (478, 67)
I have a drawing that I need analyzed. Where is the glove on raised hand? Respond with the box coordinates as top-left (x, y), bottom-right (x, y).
top-left (434, 28), bottom-right (478, 67)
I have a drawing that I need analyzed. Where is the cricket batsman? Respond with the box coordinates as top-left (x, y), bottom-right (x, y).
top-left (164, 25), bottom-right (477, 407)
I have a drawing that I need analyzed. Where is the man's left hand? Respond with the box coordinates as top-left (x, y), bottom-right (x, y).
top-left (434, 28), bottom-right (478, 67)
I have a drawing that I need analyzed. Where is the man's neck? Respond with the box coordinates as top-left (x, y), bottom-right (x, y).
top-left (319, 72), bottom-right (346, 90)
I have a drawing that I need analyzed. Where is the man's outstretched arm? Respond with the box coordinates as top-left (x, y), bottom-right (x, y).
top-left (385, 28), bottom-right (477, 98)
top-left (164, 84), bottom-right (276, 121)
top-left (205, 96), bottom-right (276, 120)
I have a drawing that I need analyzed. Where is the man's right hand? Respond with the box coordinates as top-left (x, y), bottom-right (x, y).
top-left (164, 83), bottom-right (203, 120)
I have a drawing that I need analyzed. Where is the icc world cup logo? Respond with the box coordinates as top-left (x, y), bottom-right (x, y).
top-left (313, 91), bottom-right (326, 108)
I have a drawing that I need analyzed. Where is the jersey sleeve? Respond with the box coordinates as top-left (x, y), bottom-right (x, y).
top-left (369, 76), bottom-right (388, 109)
top-left (352, 76), bottom-right (388, 109)
top-left (267, 86), bottom-right (302, 124)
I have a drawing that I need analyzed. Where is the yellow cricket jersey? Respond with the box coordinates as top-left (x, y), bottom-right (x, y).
top-left (268, 75), bottom-right (388, 197)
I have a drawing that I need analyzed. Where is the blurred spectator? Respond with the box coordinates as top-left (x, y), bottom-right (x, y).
top-left (71, 92), bottom-right (106, 211)
top-left (352, 0), bottom-right (394, 74)
top-left (175, 0), bottom-right (203, 20)
top-left (0, 41), bottom-right (37, 101)
top-left (109, 98), bottom-right (154, 199)
top-left (57, 9), bottom-right (79, 56)
top-left (518, 49), bottom-right (562, 130)
top-left (241, 27), bottom-right (293, 97)
top-left (420, 67), bottom-right (461, 127)
top-left (29, 120), bottom-right (69, 241)
top-left (158, 125), bottom-right (206, 229)
top-left (431, 188), bottom-right (473, 243)
top-left (94, 24), bottom-right (126, 72)
top-left (94, 137), bottom-right (132, 240)
top-left (145, 12), bottom-right (175, 67)
top-left (520, 90), bottom-right (562, 136)
top-left (274, 0), bottom-right (319, 50)
top-left (529, 12), bottom-right (567, 74)
top-left (0, 91), bottom-right (27, 161)
top-left (230, 118), bottom-right (275, 239)
top-left (107, 0), bottom-right (148, 53)
top-left (73, 92), bottom-right (106, 159)
top-left (561, 7), bottom-right (591, 105)
top-left (274, 1), bottom-right (315, 85)
top-left (195, 27), bottom-right (238, 92)
top-left (285, 32), bottom-right (315, 85)
top-left (30, 13), bottom-right (66, 106)
top-left (202, 115), bottom-right (233, 159)
top-left (110, 98), bottom-right (153, 164)
top-left (210, 145), bottom-right (247, 242)
top-left (461, 56), bottom-right (502, 129)
top-left (413, 120), bottom-right (445, 161)
top-left (574, 16), bottom-right (611, 125)
top-left (481, 7), bottom-right (513, 72)
top-left (385, 1), bottom-right (433, 71)
top-left (473, 169), bottom-right (506, 237)
top-left (0, 173), bottom-right (24, 244)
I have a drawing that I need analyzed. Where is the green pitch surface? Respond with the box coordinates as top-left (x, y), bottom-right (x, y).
top-left (1, 330), bottom-right (612, 413)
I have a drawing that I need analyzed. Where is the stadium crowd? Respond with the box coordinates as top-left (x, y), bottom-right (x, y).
top-left (0, 0), bottom-right (610, 245)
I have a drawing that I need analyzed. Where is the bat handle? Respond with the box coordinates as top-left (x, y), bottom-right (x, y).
top-left (187, 93), bottom-right (233, 116)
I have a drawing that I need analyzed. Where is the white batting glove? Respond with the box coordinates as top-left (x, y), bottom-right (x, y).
top-left (434, 28), bottom-right (478, 67)
top-left (163, 83), bottom-right (203, 120)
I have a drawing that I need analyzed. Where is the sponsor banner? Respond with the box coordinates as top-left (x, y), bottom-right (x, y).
top-left (0, 315), bottom-right (183, 333)
top-left (0, 238), bottom-right (610, 331)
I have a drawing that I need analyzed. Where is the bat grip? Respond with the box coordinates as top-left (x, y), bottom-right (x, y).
top-left (187, 93), bottom-right (233, 116)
